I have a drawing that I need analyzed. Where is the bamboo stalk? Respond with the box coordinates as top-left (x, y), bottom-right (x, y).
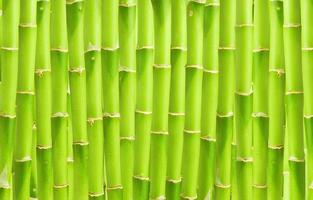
top-left (67, 91), bottom-right (74, 200)
top-left (214, 0), bottom-right (235, 198)
top-left (0, 0), bottom-right (19, 198)
top-left (84, 0), bottom-right (104, 198)
top-left (165, 0), bottom-right (186, 198)
top-left (267, 0), bottom-right (285, 199)
top-left (235, 0), bottom-right (253, 197)
top-left (51, 0), bottom-right (69, 197)
top-left (118, 0), bottom-right (136, 199)
top-left (252, 0), bottom-right (269, 198)
top-left (149, 0), bottom-right (171, 198)
top-left (181, 1), bottom-right (204, 199)
top-left (30, 122), bottom-right (37, 199)
top-left (102, 0), bottom-right (123, 198)
top-left (13, 0), bottom-right (37, 198)
top-left (133, 0), bottom-right (153, 198)
top-left (66, 0), bottom-right (89, 199)
top-left (283, 0), bottom-right (305, 198)
top-left (300, 0), bottom-right (313, 198)
top-left (197, 1), bottom-right (219, 199)
top-left (35, 0), bottom-right (53, 198)
top-left (0, 0), bottom-right (2, 78)
top-left (231, 137), bottom-right (238, 200)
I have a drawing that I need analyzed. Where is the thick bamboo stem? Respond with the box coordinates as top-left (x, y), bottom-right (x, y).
top-left (267, 0), bottom-right (285, 199)
top-left (283, 0), bottom-right (305, 198)
top-left (102, 0), bottom-right (123, 198)
top-left (13, 0), bottom-right (37, 198)
top-left (35, 0), bottom-right (53, 198)
top-left (133, 0), bottom-right (153, 199)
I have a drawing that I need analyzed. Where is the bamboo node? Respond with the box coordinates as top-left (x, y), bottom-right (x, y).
top-left (150, 195), bottom-right (166, 200)
top-left (36, 145), bottom-right (52, 150)
top-left (308, 182), bottom-right (313, 189)
top-left (184, 129), bottom-right (201, 134)
top-left (236, 156), bottom-right (253, 162)
top-left (219, 46), bottom-right (235, 51)
top-left (137, 45), bottom-right (154, 50)
top-left (85, 44), bottom-right (101, 53)
top-left (217, 112), bottom-right (233, 117)
top-left (15, 156), bottom-right (32, 162)
top-left (190, 0), bottom-right (206, 4)
top-left (206, 2), bottom-right (220, 6)
top-left (17, 90), bottom-right (35, 95)
top-left (288, 156), bottom-right (305, 162)
top-left (87, 117), bottom-right (103, 126)
top-left (1, 46), bottom-right (18, 51)
top-left (168, 112), bottom-right (185, 116)
top-left (186, 64), bottom-right (203, 70)
top-left (0, 10), bottom-right (2, 16)
top-left (235, 23), bottom-right (254, 28)
top-left (0, 113), bottom-right (16, 119)
top-left (101, 46), bottom-right (119, 51)
top-left (67, 157), bottom-right (74, 162)
top-left (89, 191), bottom-right (105, 197)
top-left (133, 175), bottom-right (150, 181)
top-left (153, 64), bottom-right (171, 69)
top-left (53, 184), bottom-right (69, 189)
top-left (166, 177), bottom-right (181, 183)
top-left (235, 89), bottom-right (253, 96)
top-left (103, 112), bottom-right (120, 118)
top-left (304, 114), bottom-right (313, 119)
top-left (302, 47), bottom-right (313, 51)
top-left (200, 136), bottom-right (216, 142)
top-left (215, 183), bottom-right (231, 189)
top-left (50, 47), bottom-right (68, 52)
top-left (73, 141), bottom-right (89, 146)
top-left (180, 194), bottom-right (197, 200)
top-left (252, 112), bottom-right (268, 118)
top-left (107, 185), bottom-right (123, 190)
top-left (268, 144), bottom-right (284, 150)
top-left (283, 23), bottom-right (301, 28)
top-left (285, 90), bottom-right (304, 95)
top-left (203, 69), bottom-right (218, 74)
top-left (35, 68), bottom-right (51, 77)
top-left (51, 112), bottom-right (69, 118)
top-left (120, 136), bottom-right (135, 141)
top-left (253, 184), bottom-right (267, 189)
top-left (136, 110), bottom-right (152, 115)
top-left (66, 0), bottom-right (83, 4)
top-left (253, 48), bottom-right (269, 52)
top-left (269, 68), bottom-right (285, 77)
top-left (19, 23), bottom-right (37, 28)
top-left (151, 130), bottom-right (168, 135)
top-left (119, 66), bottom-right (136, 73)
top-left (171, 46), bottom-right (187, 51)
top-left (119, 2), bottom-right (136, 7)
top-left (69, 67), bottom-right (85, 74)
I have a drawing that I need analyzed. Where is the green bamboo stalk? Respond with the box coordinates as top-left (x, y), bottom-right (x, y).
top-left (214, 0), bottom-right (235, 198)
top-left (149, 0), bottom-right (171, 198)
top-left (181, 1), bottom-right (204, 199)
top-left (102, 0), bottom-right (123, 198)
top-left (300, 0), bottom-right (313, 198)
top-left (133, 0), bottom-right (153, 198)
top-left (13, 0), bottom-right (37, 198)
top-left (267, 0), bottom-right (285, 199)
top-left (283, 0), bottom-right (305, 198)
top-left (84, 0), bottom-right (104, 198)
top-left (51, 0), bottom-right (69, 197)
top-left (0, 0), bottom-right (19, 198)
top-left (67, 91), bottom-right (74, 200)
top-left (66, 0), bottom-right (89, 199)
top-left (35, 0), bottom-right (53, 198)
top-left (0, 0), bottom-right (2, 78)
top-left (283, 129), bottom-right (290, 200)
top-left (165, 0), bottom-right (186, 199)
top-left (235, 0), bottom-right (253, 197)
top-left (231, 138), bottom-right (238, 200)
top-left (197, 1), bottom-right (219, 199)
top-left (119, 0), bottom-right (136, 199)
top-left (252, 0), bottom-right (269, 198)
top-left (30, 123), bottom-right (37, 199)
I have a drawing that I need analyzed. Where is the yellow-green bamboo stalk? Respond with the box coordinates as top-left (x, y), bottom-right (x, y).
top-left (84, 0), bottom-right (104, 198)
top-left (267, 0), bottom-right (285, 199)
top-left (133, 0), bottom-right (153, 198)
top-left (102, 0), bottom-right (123, 198)
top-left (0, 0), bottom-right (19, 198)
top-left (198, 0), bottom-right (219, 199)
top-left (67, 91), bottom-right (74, 200)
top-left (0, 0), bottom-right (2, 78)
top-left (235, 0), bottom-right (253, 198)
top-left (149, 0), bottom-right (171, 198)
top-left (119, 0), bottom-right (136, 199)
top-left (214, 0), bottom-right (235, 198)
top-left (51, 0), bottom-right (69, 197)
top-left (13, 0), bottom-right (37, 198)
top-left (181, 1), bottom-right (204, 199)
top-left (252, 0), bottom-right (269, 198)
top-left (284, 0), bottom-right (305, 198)
top-left (165, 0), bottom-right (186, 199)
top-left (30, 123), bottom-right (37, 199)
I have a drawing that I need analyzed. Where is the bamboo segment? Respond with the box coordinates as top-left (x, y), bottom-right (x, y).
top-left (102, 0), bottom-right (123, 198)
top-left (252, 0), bottom-right (269, 199)
top-left (30, 122), bottom-right (37, 199)
top-left (165, 0), bottom-right (186, 199)
top-left (0, 0), bottom-right (2, 78)
top-left (84, 0), bottom-right (104, 198)
top-left (148, 0), bottom-right (171, 198)
top-left (181, 1), bottom-right (204, 199)
top-left (300, 0), bottom-right (313, 198)
top-left (197, 1), bottom-right (219, 199)
top-left (66, 1), bottom-right (89, 199)
top-left (214, 0), bottom-right (235, 198)
top-left (235, 0), bottom-right (253, 198)
top-left (51, 0), bottom-right (69, 198)
top-left (35, 0), bottom-right (53, 198)
top-left (267, 0), bottom-right (285, 199)
top-left (133, 0), bottom-right (153, 198)
top-left (283, 0), bottom-right (305, 198)
top-left (13, 0), bottom-right (37, 198)
top-left (0, 0), bottom-right (19, 198)
top-left (119, 0), bottom-right (136, 199)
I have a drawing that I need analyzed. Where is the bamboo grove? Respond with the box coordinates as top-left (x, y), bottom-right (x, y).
top-left (1, 0), bottom-right (313, 199)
